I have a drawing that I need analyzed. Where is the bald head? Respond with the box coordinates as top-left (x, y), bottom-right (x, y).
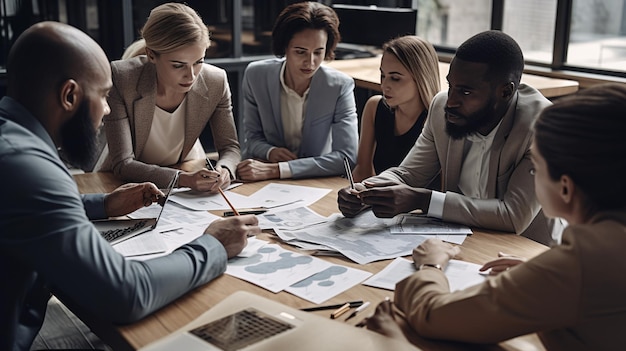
top-left (7, 21), bottom-right (110, 107)
top-left (6, 21), bottom-right (112, 169)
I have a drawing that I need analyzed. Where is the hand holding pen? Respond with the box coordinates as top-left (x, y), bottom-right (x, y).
top-left (206, 158), bottom-right (240, 216)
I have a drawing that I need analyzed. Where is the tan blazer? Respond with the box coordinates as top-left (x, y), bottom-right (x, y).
top-left (369, 84), bottom-right (557, 245)
top-left (395, 209), bottom-right (626, 350)
top-left (101, 56), bottom-right (240, 188)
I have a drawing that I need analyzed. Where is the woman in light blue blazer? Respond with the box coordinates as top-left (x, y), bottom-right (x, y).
top-left (236, 2), bottom-right (358, 181)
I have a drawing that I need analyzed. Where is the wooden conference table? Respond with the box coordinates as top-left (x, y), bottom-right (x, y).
top-left (326, 56), bottom-right (579, 99)
top-left (74, 172), bottom-right (549, 351)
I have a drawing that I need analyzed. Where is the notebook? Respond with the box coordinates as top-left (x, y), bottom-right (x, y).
top-left (139, 291), bottom-right (419, 351)
top-left (92, 172), bottom-right (178, 245)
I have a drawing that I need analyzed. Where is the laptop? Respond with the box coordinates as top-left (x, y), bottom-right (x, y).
top-left (92, 172), bottom-right (178, 245)
top-left (139, 291), bottom-right (419, 351)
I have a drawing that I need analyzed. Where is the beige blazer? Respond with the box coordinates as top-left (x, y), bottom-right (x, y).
top-left (395, 209), bottom-right (626, 350)
top-left (100, 56), bottom-right (240, 188)
top-left (369, 84), bottom-right (557, 245)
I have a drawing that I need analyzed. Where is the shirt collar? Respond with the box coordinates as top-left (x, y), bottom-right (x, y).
top-left (0, 96), bottom-right (57, 152)
top-left (279, 61), bottom-right (310, 98)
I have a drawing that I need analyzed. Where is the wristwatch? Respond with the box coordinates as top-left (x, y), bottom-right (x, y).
top-left (416, 263), bottom-right (442, 271)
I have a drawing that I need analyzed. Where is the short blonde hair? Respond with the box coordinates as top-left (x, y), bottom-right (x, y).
top-left (383, 36), bottom-right (440, 108)
top-left (140, 2), bottom-right (210, 55)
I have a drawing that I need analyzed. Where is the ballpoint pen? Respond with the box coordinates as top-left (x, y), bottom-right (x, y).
top-left (206, 158), bottom-right (240, 216)
top-left (343, 156), bottom-right (355, 190)
top-left (300, 300), bottom-right (363, 312)
top-left (344, 301), bottom-right (370, 321)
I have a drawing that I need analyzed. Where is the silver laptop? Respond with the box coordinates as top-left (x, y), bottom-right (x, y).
top-left (139, 291), bottom-right (419, 351)
top-left (92, 172), bottom-right (178, 245)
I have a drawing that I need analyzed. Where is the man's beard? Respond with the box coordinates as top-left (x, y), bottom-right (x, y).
top-left (59, 100), bottom-right (99, 170)
top-left (444, 99), bottom-right (495, 140)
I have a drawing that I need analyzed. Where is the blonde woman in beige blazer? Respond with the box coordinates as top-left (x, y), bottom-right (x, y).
top-left (100, 3), bottom-right (240, 191)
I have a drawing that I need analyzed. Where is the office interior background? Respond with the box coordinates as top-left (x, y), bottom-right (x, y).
top-left (1, 0), bottom-right (625, 152)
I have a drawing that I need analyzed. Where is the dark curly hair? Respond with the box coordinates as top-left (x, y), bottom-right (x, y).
top-left (455, 30), bottom-right (524, 88)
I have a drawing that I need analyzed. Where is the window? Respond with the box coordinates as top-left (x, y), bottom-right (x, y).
top-left (567, 0), bottom-right (626, 73)
top-left (503, 0), bottom-right (557, 65)
top-left (416, 0), bottom-right (492, 49)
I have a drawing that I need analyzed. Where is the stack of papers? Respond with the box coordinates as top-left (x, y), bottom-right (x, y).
top-left (273, 210), bottom-right (471, 264)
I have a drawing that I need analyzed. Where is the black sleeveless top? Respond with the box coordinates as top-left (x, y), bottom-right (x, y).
top-left (373, 99), bottom-right (427, 174)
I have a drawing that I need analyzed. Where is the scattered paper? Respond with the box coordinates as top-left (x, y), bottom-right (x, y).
top-left (226, 244), bottom-right (332, 293)
top-left (275, 210), bottom-right (427, 264)
top-left (257, 206), bottom-right (328, 230)
top-left (363, 257), bottom-right (486, 292)
top-left (286, 265), bottom-right (372, 304)
top-left (391, 215), bottom-right (473, 235)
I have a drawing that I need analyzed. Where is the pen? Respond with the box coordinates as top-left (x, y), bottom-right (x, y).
top-left (343, 156), bottom-right (355, 190)
top-left (223, 208), bottom-right (267, 217)
top-left (344, 301), bottom-right (370, 321)
top-left (206, 158), bottom-right (240, 216)
top-left (159, 227), bottom-right (183, 234)
top-left (300, 300), bottom-right (363, 312)
top-left (330, 302), bottom-right (351, 319)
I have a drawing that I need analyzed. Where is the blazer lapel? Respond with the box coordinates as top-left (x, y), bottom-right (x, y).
top-left (299, 71), bottom-right (322, 153)
top-left (180, 72), bottom-right (209, 162)
top-left (270, 62), bottom-right (285, 142)
top-left (443, 137), bottom-right (466, 192)
top-left (133, 63), bottom-right (157, 159)
top-left (486, 92), bottom-right (518, 198)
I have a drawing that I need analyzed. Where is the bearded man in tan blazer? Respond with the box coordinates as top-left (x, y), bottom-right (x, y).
top-left (338, 30), bottom-right (560, 246)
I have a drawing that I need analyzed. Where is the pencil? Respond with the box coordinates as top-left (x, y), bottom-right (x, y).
top-left (206, 158), bottom-right (240, 216)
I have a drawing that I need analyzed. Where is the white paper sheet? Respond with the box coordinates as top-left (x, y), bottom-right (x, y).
top-left (257, 206), bottom-right (328, 230)
top-left (363, 257), bottom-right (486, 292)
top-left (237, 237), bottom-right (268, 258)
top-left (275, 210), bottom-right (427, 264)
top-left (113, 229), bottom-right (167, 257)
top-left (168, 190), bottom-right (256, 211)
top-left (285, 265), bottom-right (373, 304)
top-left (226, 244), bottom-right (332, 293)
top-left (247, 183), bottom-right (331, 211)
top-left (127, 201), bottom-right (218, 228)
top-left (391, 215), bottom-right (473, 235)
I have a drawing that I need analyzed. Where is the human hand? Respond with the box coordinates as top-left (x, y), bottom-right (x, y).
top-left (412, 238), bottom-right (460, 270)
top-left (178, 169), bottom-right (227, 192)
top-left (358, 298), bottom-right (408, 343)
top-left (204, 215), bottom-right (261, 258)
top-left (359, 181), bottom-right (431, 218)
top-left (206, 166), bottom-right (231, 192)
top-left (104, 182), bottom-right (163, 218)
top-left (480, 252), bottom-right (526, 275)
top-left (337, 183), bottom-right (368, 218)
top-left (236, 159), bottom-right (280, 181)
top-left (268, 147), bottom-right (297, 162)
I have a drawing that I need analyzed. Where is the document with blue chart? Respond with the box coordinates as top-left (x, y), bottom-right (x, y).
top-left (226, 244), bottom-right (332, 293)
top-left (285, 264), bottom-right (372, 304)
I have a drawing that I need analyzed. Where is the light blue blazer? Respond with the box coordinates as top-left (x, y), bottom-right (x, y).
top-left (241, 58), bottom-right (358, 178)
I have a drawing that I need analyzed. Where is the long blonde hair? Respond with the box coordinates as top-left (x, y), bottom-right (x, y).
top-left (383, 35), bottom-right (440, 109)
top-left (123, 2), bottom-right (210, 59)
